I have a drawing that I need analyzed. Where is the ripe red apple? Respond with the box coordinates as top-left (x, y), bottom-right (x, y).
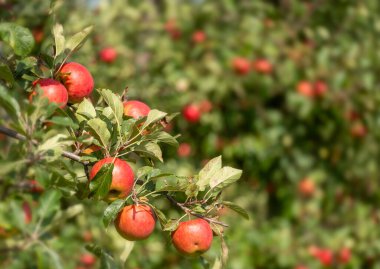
top-left (99, 47), bottom-right (117, 63)
top-left (338, 247), bottom-right (351, 264)
top-left (177, 143), bottom-right (191, 157)
top-left (310, 247), bottom-right (333, 267)
top-left (182, 104), bottom-right (201, 123)
top-left (59, 62), bottom-right (94, 103)
top-left (232, 57), bottom-right (250, 75)
top-left (27, 179), bottom-right (44, 193)
top-left (79, 254), bottom-right (96, 266)
top-left (199, 100), bottom-right (213, 113)
top-left (30, 78), bottom-right (68, 108)
top-left (351, 121), bottom-right (367, 138)
top-left (192, 31), bottom-right (206, 44)
top-left (32, 28), bottom-right (44, 43)
top-left (171, 218), bottom-right (213, 257)
top-left (297, 81), bottom-right (314, 97)
top-left (165, 19), bottom-right (181, 40)
top-left (298, 178), bottom-right (315, 196)
top-left (114, 204), bottom-right (156, 241)
top-left (89, 157), bottom-right (134, 200)
top-left (252, 59), bottom-right (273, 74)
top-left (314, 80), bottom-right (328, 96)
top-left (123, 100), bottom-right (151, 119)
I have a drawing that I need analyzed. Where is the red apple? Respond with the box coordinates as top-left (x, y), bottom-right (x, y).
top-left (338, 247), bottom-right (351, 264)
top-left (297, 81), bottom-right (314, 97)
top-left (32, 28), bottom-right (44, 43)
top-left (165, 19), bottom-right (181, 40)
top-left (27, 179), bottom-right (44, 193)
top-left (232, 57), bottom-right (250, 75)
top-left (99, 47), bottom-right (117, 63)
top-left (123, 100), bottom-right (151, 119)
top-left (199, 100), bottom-right (213, 113)
top-left (182, 104), bottom-right (201, 123)
top-left (30, 78), bottom-right (68, 108)
top-left (298, 178), bottom-right (315, 196)
top-left (310, 247), bottom-right (333, 267)
top-left (171, 218), bottom-right (213, 257)
top-left (59, 62), bottom-right (94, 103)
top-left (80, 254), bottom-right (96, 266)
top-left (351, 121), bottom-right (367, 138)
top-left (89, 157), bottom-right (134, 201)
top-left (192, 31), bottom-right (206, 44)
top-left (314, 80), bottom-right (328, 96)
top-left (177, 143), bottom-right (191, 157)
top-left (82, 231), bottom-right (93, 242)
top-left (114, 204), bottom-right (156, 241)
top-left (252, 59), bottom-right (273, 74)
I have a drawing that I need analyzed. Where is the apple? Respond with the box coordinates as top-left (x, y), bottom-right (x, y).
top-left (177, 143), bottom-right (191, 157)
top-left (232, 57), bottom-right (250, 75)
top-left (30, 78), bottom-right (68, 108)
top-left (314, 80), bottom-right (328, 96)
top-left (252, 59), bottom-right (273, 74)
top-left (339, 247), bottom-right (351, 264)
top-left (89, 157), bottom-right (134, 200)
top-left (310, 247), bottom-right (333, 267)
top-left (27, 179), bottom-right (44, 193)
top-left (32, 27), bottom-right (44, 43)
top-left (99, 47), bottom-right (117, 63)
top-left (123, 100), bottom-right (151, 119)
top-left (182, 104), bottom-right (201, 123)
top-left (114, 204), bottom-right (156, 241)
top-left (82, 231), bottom-right (93, 242)
top-left (192, 31), bottom-right (206, 44)
top-left (351, 121), bottom-right (367, 138)
top-left (171, 218), bottom-right (213, 257)
top-left (297, 81), bottom-right (314, 97)
top-left (165, 19), bottom-right (181, 40)
top-left (298, 178), bottom-right (315, 196)
top-left (59, 62), bottom-right (94, 103)
top-left (199, 100), bottom-right (213, 113)
top-left (79, 254), bottom-right (96, 266)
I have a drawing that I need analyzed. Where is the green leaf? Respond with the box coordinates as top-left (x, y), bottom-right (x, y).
top-left (137, 166), bottom-right (154, 178)
top-left (37, 134), bottom-right (71, 153)
top-left (141, 109), bottom-right (167, 129)
top-left (65, 25), bottom-right (93, 53)
top-left (222, 201), bottom-right (249, 220)
top-left (121, 119), bottom-right (135, 142)
top-left (37, 190), bottom-right (62, 220)
top-left (53, 23), bottom-right (65, 57)
top-left (0, 160), bottom-right (27, 176)
top-left (198, 156), bottom-right (222, 191)
top-left (133, 142), bottom-right (163, 162)
top-left (99, 89), bottom-right (123, 124)
top-left (0, 23), bottom-right (35, 56)
top-left (47, 116), bottom-right (79, 128)
top-left (163, 219), bottom-right (179, 231)
top-left (103, 199), bottom-right (125, 227)
top-left (149, 206), bottom-right (167, 229)
top-left (86, 244), bottom-right (121, 269)
top-left (148, 131), bottom-right (179, 147)
top-left (0, 62), bottom-right (14, 85)
top-left (87, 118), bottom-right (111, 149)
top-left (76, 98), bottom-right (96, 122)
top-left (209, 167), bottom-right (242, 192)
top-left (89, 163), bottom-right (113, 200)
top-left (0, 84), bottom-right (20, 120)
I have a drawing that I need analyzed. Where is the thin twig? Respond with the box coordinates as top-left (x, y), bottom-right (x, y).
top-left (0, 125), bottom-right (89, 166)
top-left (164, 193), bottom-right (229, 227)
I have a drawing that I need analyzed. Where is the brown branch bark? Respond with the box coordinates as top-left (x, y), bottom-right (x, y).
top-left (164, 193), bottom-right (229, 227)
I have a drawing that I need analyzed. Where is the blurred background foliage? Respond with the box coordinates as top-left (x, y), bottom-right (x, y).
top-left (1, 0), bottom-right (380, 268)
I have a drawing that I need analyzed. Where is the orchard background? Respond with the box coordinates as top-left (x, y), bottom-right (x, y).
top-left (1, 0), bottom-right (380, 268)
